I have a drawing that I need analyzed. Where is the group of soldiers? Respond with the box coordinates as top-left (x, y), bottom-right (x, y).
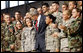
top-left (1, 1), bottom-right (82, 52)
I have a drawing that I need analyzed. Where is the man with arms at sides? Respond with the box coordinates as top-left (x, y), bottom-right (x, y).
top-left (30, 6), bottom-right (47, 52)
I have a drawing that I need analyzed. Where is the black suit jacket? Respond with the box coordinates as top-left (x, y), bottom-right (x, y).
top-left (35, 14), bottom-right (47, 50)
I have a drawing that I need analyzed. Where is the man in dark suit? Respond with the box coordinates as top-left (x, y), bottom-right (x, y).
top-left (33, 7), bottom-right (47, 52)
top-left (30, 7), bottom-right (47, 52)
top-left (35, 14), bottom-right (47, 52)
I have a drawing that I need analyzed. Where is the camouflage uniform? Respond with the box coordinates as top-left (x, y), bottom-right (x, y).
top-left (45, 24), bottom-right (59, 52)
top-left (1, 23), bottom-right (5, 52)
top-left (58, 17), bottom-right (82, 52)
top-left (14, 29), bottom-right (22, 52)
top-left (52, 11), bottom-right (62, 24)
top-left (2, 22), bottom-right (16, 52)
top-left (58, 19), bottom-right (72, 52)
top-left (67, 17), bottom-right (82, 52)
top-left (21, 27), bottom-right (36, 52)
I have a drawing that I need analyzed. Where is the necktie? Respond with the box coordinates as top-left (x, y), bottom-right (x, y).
top-left (35, 20), bottom-right (38, 31)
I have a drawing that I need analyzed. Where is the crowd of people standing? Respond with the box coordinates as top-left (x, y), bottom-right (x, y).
top-left (1, 1), bottom-right (82, 52)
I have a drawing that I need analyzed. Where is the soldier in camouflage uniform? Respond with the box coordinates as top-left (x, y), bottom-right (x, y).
top-left (57, 10), bottom-right (72, 52)
top-left (14, 20), bottom-right (23, 52)
top-left (21, 18), bottom-right (36, 52)
top-left (45, 14), bottom-right (60, 52)
top-left (52, 1), bottom-right (63, 24)
top-left (55, 9), bottom-right (82, 52)
top-left (67, 8), bottom-right (82, 52)
top-left (2, 14), bottom-right (16, 52)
